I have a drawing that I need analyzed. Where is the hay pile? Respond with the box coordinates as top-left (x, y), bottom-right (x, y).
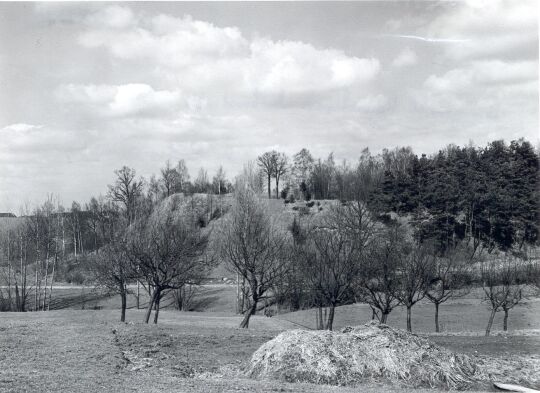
top-left (247, 321), bottom-right (480, 389)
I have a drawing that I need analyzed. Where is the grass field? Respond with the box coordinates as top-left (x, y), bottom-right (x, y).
top-left (1, 287), bottom-right (539, 392)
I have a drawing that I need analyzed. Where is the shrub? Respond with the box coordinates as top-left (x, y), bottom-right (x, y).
top-left (306, 201), bottom-right (315, 208)
top-left (299, 206), bottom-right (310, 215)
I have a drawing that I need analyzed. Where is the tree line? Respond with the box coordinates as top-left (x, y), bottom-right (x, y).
top-left (0, 138), bottom-right (538, 335)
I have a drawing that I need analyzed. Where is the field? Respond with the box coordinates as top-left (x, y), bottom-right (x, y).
top-left (1, 287), bottom-right (539, 393)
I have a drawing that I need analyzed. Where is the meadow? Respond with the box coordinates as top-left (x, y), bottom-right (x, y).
top-left (1, 285), bottom-right (538, 393)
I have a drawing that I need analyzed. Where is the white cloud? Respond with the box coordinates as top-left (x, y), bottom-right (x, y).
top-left (77, 11), bottom-right (380, 99)
top-left (246, 39), bottom-right (380, 96)
top-left (425, 0), bottom-right (538, 60)
top-left (416, 60), bottom-right (538, 112)
top-left (356, 94), bottom-right (388, 111)
top-left (424, 60), bottom-right (538, 93)
top-left (392, 47), bottom-right (418, 67)
top-left (55, 83), bottom-right (182, 117)
top-left (1, 123), bottom-right (43, 132)
top-left (84, 5), bottom-right (136, 29)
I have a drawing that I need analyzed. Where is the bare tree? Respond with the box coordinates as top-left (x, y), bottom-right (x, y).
top-left (108, 166), bottom-right (144, 224)
top-left (218, 182), bottom-right (289, 328)
top-left (176, 159), bottom-right (191, 193)
top-left (257, 151), bottom-right (276, 199)
top-left (395, 240), bottom-right (435, 332)
top-left (194, 168), bottom-right (210, 193)
top-left (126, 195), bottom-right (213, 324)
top-left (426, 243), bottom-right (472, 332)
top-left (357, 226), bottom-right (403, 324)
top-left (274, 152), bottom-right (288, 199)
top-left (299, 206), bottom-right (361, 330)
top-left (481, 255), bottom-right (530, 336)
top-left (90, 240), bottom-right (131, 322)
top-left (87, 200), bottom-right (129, 321)
top-left (292, 148), bottom-right (314, 188)
top-left (212, 165), bottom-right (227, 195)
top-left (160, 160), bottom-right (180, 197)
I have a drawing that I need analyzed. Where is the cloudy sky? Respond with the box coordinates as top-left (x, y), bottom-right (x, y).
top-left (0, 1), bottom-right (538, 213)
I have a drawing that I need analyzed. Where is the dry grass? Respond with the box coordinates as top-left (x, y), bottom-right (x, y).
top-left (276, 292), bottom-right (540, 334)
top-left (1, 310), bottom-right (538, 392)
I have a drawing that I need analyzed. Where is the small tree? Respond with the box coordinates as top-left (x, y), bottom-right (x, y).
top-left (219, 182), bottom-right (288, 328)
top-left (299, 209), bottom-right (361, 330)
top-left (357, 225), bottom-right (403, 323)
top-left (481, 255), bottom-right (530, 336)
top-left (426, 243), bottom-right (472, 332)
top-left (395, 240), bottom-right (435, 332)
top-left (108, 166), bottom-right (144, 224)
top-left (90, 240), bottom-right (131, 322)
top-left (160, 160), bottom-right (180, 197)
top-left (257, 151), bottom-right (276, 199)
top-left (274, 152), bottom-right (288, 199)
top-left (126, 195), bottom-right (213, 324)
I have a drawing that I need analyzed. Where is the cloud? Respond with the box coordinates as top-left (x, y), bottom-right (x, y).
top-left (356, 94), bottom-right (388, 112)
top-left (77, 9), bottom-right (380, 99)
top-left (415, 60), bottom-right (538, 112)
top-left (1, 123), bottom-right (43, 132)
top-left (425, 0), bottom-right (538, 60)
top-left (55, 83), bottom-right (182, 117)
top-left (424, 60), bottom-right (538, 93)
top-left (392, 47), bottom-right (418, 67)
top-left (84, 5), bottom-right (137, 29)
top-left (245, 39), bottom-right (380, 96)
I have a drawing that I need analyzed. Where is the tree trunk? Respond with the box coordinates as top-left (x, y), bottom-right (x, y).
top-left (136, 281), bottom-right (140, 309)
top-left (144, 289), bottom-right (159, 324)
top-left (236, 273), bottom-right (240, 314)
top-left (15, 283), bottom-right (21, 312)
top-left (240, 299), bottom-right (258, 328)
top-left (42, 254), bottom-right (49, 311)
top-left (34, 268), bottom-right (39, 312)
top-left (326, 305), bottom-right (335, 331)
top-left (503, 308), bottom-right (509, 331)
top-left (153, 293), bottom-right (161, 324)
top-left (381, 311), bottom-right (388, 324)
top-left (435, 302), bottom-right (440, 333)
top-left (406, 305), bottom-right (412, 332)
top-left (120, 284), bottom-right (127, 322)
top-left (267, 175), bottom-right (271, 199)
top-left (317, 306), bottom-right (324, 329)
top-left (7, 233), bottom-right (11, 310)
top-left (275, 178), bottom-right (280, 199)
top-left (48, 252), bottom-right (57, 311)
top-left (485, 308), bottom-right (497, 336)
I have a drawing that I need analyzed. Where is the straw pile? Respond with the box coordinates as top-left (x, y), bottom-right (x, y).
top-left (247, 321), bottom-right (480, 389)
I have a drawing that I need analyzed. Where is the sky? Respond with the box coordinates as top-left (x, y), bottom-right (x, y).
top-left (0, 1), bottom-right (538, 213)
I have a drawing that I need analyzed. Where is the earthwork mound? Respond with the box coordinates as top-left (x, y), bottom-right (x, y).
top-left (247, 321), bottom-right (481, 389)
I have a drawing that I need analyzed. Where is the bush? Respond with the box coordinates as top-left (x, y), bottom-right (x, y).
top-left (298, 206), bottom-right (310, 215)
top-left (292, 206), bottom-right (299, 211)
top-left (306, 201), bottom-right (315, 208)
